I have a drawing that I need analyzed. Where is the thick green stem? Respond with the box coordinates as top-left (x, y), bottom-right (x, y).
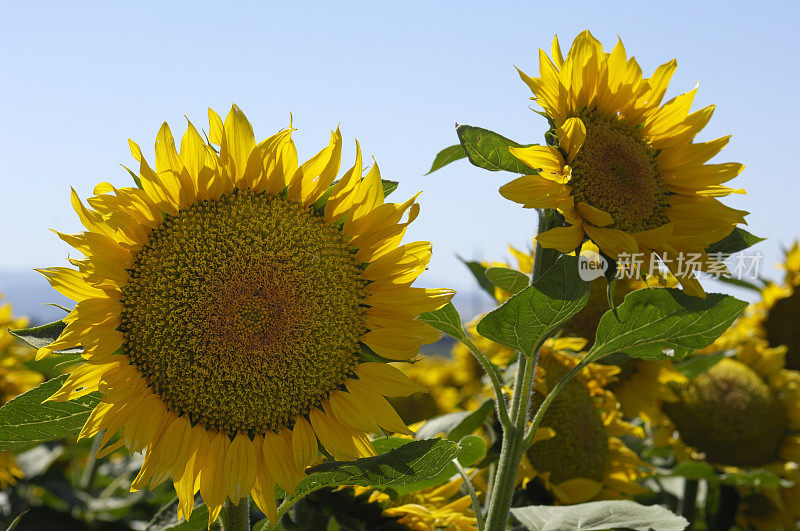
top-left (484, 350), bottom-right (538, 530)
top-left (482, 209), bottom-right (562, 530)
top-left (220, 497), bottom-right (250, 531)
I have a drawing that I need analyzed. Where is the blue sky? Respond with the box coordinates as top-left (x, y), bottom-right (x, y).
top-left (1, 1), bottom-right (799, 319)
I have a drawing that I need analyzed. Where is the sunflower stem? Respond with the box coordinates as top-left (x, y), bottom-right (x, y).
top-left (220, 497), bottom-right (250, 531)
top-left (483, 352), bottom-right (534, 530)
top-left (483, 209), bottom-right (561, 530)
top-left (453, 457), bottom-right (485, 530)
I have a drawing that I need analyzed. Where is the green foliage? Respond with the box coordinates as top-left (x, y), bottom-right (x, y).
top-left (0, 376), bottom-right (100, 452)
top-left (455, 125), bottom-right (534, 173)
top-left (458, 256), bottom-right (496, 298)
top-left (377, 435), bottom-right (486, 498)
top-left (667, 462), bottom-right (787, 489)
top-left (291, 438), bottom-right (460, 500)
top-left (426, 144), bottom-right (466, 174)
top-left (419, 302), bottom-right (468, 341)
top-left (484, 266), bottom-right (529, 295)
top-left (510, 500), bottom-right (689, 531)
top-left (476, 255), bottom-right (589, 356)
top-left (414, 399), bottom-right (494, 441)
top-left (585, 288), bottom-right (748, 364)
top-left (381, 179), bottom-right (399, 197)
top-left (675, 352), bottom-right (728, 379)
top-left (706, 227), bottom-right (765, 255)
top-left (10, 320), bottom-right (80, 354)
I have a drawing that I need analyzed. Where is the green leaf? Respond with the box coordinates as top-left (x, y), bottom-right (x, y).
top-left (447, 399), bottom-right (494, 442)
top-left (0, 375), bottom-right (101, 452)
top-left (387, 435), bottom-right (487, 497)
top-left (720, 469), bottom-right (787, 489)
top-left (585, 288), bottom-right (748, 364)
top-left (426, 145), bottom-right (466, 174)
top-left (667, 461), bottom-right (718, 481)
top-left (145, 497), bottom-right (216, 530)
top-left (458, 256), bottom-right (495, 298)
top-left (510, 500), bottom-right (688, 531)
top-left (676, 353), bottom-right (728, 380)
top-left (10, 320), bottom-right (81, 354)
top-left (484, 266), bottom-right (529, 295)
top-left (293, 438), bottom-right (459, 499)
top-left (414, 399), bottom-right (493, 441)
top-left (476, 255), bottom-right (589, 357)
top-left (381, 179), bottom-right (399, 198)
top-left (706, 227), bottom-right (765, 255)
top-left (455, 124), bottom-right (534, 173)
top-left (419, 302), bottom-right (467, 341)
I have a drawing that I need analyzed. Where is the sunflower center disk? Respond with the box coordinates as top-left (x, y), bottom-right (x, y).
top-left (764, 290), bottom-right (800, 371)
top-left (663, 358), bottom-right (785, 466)
top-left (121, 191), bottom-right (367, 436)
top-left (568, 114), bottom-right (669, 233)
top-left (527, 355), bottom-right (608, 484)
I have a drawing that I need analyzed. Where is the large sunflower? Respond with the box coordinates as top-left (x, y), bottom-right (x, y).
top-left (36, 105), bottom-right (453, 523)
top-left (733, 240), bottom-right (800, 370)
top-left (502, 30), bottom-right (747, 297)
top-left (517, 345), bottom-right (649, 504)
top-left (658, 338), bottom-right (800, 530)
top-left (0, 293), bottom-right (43, 488)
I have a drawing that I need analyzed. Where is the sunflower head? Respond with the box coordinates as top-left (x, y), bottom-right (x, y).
top-left (663, 358), bottom-right (785, 466)
top-left (38, 105), bottom-right (454, 522)
top-left (522, 347), bottom-right (648, 504)
top-left (502, 30), bottom-right (748, 297)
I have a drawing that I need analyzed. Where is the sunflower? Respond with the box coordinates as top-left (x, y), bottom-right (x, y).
top-left (0, 293), bottom-right (44, 488)
top-left (502, 30), bottom-right (748, 297)
top-left (352, 477), bottom-right (479, 531)
top-left (658, 338), bottom-right (800, 530)
top-left (732, 240), bottom-right (800, 370)
top-left (36, 105), bottom-right (454, 523)
top-left (518, 344), bottom-right (649, 504)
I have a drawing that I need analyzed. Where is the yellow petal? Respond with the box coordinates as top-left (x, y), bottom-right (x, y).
top-left (329, 390), bottom-right (380, 433)
top-left (344, 379), bottom-right (411, 435)
top-left (575, 202), bottom-right (612, 227)
top-left (507, 146), bottom-right (566, 182)
top-left (36, 267), bottom-right (105, 302)
top-left (555, 117), bottom-right (586, 163)
top-left (583, 225), bottom-right (639, 258)
top-left (354, 362), bottom-right (428, 397)
top-left (290, 416), bottom-right (317, 472)
top-left (498, 175), bottom-right (570, 209)
top-left (536, 223), bottom-right (584, 253)
top-left (220, 104), bottom-right (256, 187)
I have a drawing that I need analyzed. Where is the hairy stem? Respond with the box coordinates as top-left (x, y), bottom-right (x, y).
top-left (220, 497), bottom-right (250, 531)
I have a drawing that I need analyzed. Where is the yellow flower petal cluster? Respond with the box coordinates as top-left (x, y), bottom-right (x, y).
top-left (503, 31), bottom-right (747, 297)
top-left (0, 294), bottom-right (43, 488)
top-left (354, 478), bottom-right (479, 531)
top-left (731, 240), bottom-right (800, 370)
top-left (37, 105), bottom-right (454, 522)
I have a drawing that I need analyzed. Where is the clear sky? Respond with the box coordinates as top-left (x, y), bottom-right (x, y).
top-left (1, 1), bottom-right (799, 318)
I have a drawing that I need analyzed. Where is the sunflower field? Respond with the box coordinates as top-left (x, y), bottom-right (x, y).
top-left (1, 24), bottom-right (799, 531)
